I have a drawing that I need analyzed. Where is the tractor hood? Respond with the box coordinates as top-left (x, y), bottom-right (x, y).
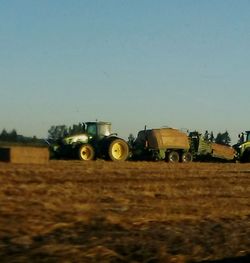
top-left (63, 133), bottom-right (88, 145)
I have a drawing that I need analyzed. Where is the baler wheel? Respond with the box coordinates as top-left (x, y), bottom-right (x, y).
top-left (167, 151), bottom-right (180, 163)
top-left (78, 144), bottom-right (95, 161)
top-left (181, 152), bottom-right (193, 163)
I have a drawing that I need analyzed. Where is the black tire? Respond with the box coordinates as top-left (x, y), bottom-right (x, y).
top-left (242, 148), bottom-right (250, 163)
top-left (108, 139), bottom-right (129, 161)
top-left (181, 152), bottom-right (193, 163)
top-left (78, 144), bottom-right (95, 161)
top-left (167, 151), bottom-right (180, 163)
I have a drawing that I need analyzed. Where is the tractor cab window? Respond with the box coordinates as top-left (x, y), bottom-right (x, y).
top-left (98, 123), bottom-right (111, 137)
top-left (246, 132), bottom-right (250, 142)
top-left (86, 123), bottom-right (97, 137)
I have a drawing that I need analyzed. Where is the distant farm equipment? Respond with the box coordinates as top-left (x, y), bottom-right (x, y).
top-left (49, 121), bottom-right (129, 161)
top-left (3, 121), bottom-right (250, 164)
top-left (131, 127), bottom-right (192, 162)
top-left (189, 131), bottom-right (235, 162)
top-left (233, 131), bottom-right (250, 162)
top-left (130, 127), bottom-right (236, 163)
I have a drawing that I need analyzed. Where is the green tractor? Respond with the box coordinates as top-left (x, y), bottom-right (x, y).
top-left (50, 121), bottom-right (129, 161)
top-left (233, 131), bottom-right (250, 162)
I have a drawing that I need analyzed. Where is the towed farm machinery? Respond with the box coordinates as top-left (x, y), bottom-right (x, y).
top-left (49, 121), bottom-right (129, 161)
top-left (130, 127), bottom-right (236, 163)
top-left (131, 127), bottom-right (192, 162)
top-left (189, 131), bottom-right (235, 162)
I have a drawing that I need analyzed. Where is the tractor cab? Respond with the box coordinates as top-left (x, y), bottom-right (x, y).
top-left (246, 131), bottom-right (250, 142)
top-left (85, 122), bottom-right (112, 139)
top-left (237, 131), bottom-right (250, 144)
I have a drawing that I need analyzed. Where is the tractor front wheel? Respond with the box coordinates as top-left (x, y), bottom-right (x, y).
top-left (108, 139), bottom-right (129, 161)
top-left (78, 144), bottom-right (95, 161)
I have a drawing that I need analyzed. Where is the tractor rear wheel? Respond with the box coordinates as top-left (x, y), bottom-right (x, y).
top-left (108, 139), bottom-right (129, 161)
top-left (242, 148), bottom-right (250, 162)
top-left (167, 151), bottom-right (180, 163)
top-left (78, 144), bottom-right (95, 161)
top-left (181, 152), bottom-right (193, 163)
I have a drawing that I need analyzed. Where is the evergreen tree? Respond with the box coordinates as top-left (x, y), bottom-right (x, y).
top-left (204, 130), bottom-right (209, 141)
top-left (209, 131), bottom-right (214, 142)
top-left (215, 132), bottom-right (223, 145)
top-left (48, 125), bottom-right (69, 140)
top-left (128, 133), bottom-right (135, 147)
top-left (0, 129), bottom-right (17, 141)
top-left (9, 129), bottom-right (18, 141)
top-left (215, 131), bottom-right (231, 146)
top-left (0, 129), bottom-right (8, 141)
top-left (223, 131), bottom-right (231, 145)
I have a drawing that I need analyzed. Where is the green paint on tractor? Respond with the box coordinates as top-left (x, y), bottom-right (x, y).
top-left (49, 122), bottom-right (129, 161)
top-left (233, 131), bottom-right (250, 162)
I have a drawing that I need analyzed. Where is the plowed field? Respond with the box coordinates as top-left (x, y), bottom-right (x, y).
top-left (0, 161), bottom-right (249, 262)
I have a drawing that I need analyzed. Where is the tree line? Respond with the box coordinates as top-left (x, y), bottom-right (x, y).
top-left (0, 129), bottom-right (43, 144)
top-left (202, 130), bottom-right (231, 146)
top-left (47, 123), bottom-right (85, 141)
top-left (0, 123), bottom-right (86, 144)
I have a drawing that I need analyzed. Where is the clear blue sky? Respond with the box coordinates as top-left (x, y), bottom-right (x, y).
top-left (0, 0), bottom-right (249, 143)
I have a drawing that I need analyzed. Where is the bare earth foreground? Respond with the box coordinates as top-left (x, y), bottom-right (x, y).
top-left (0, 161), bottom-right (249, 263)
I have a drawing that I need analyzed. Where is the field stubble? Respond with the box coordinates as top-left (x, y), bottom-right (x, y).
top-left (0, 161), bottom-right (249, 262)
